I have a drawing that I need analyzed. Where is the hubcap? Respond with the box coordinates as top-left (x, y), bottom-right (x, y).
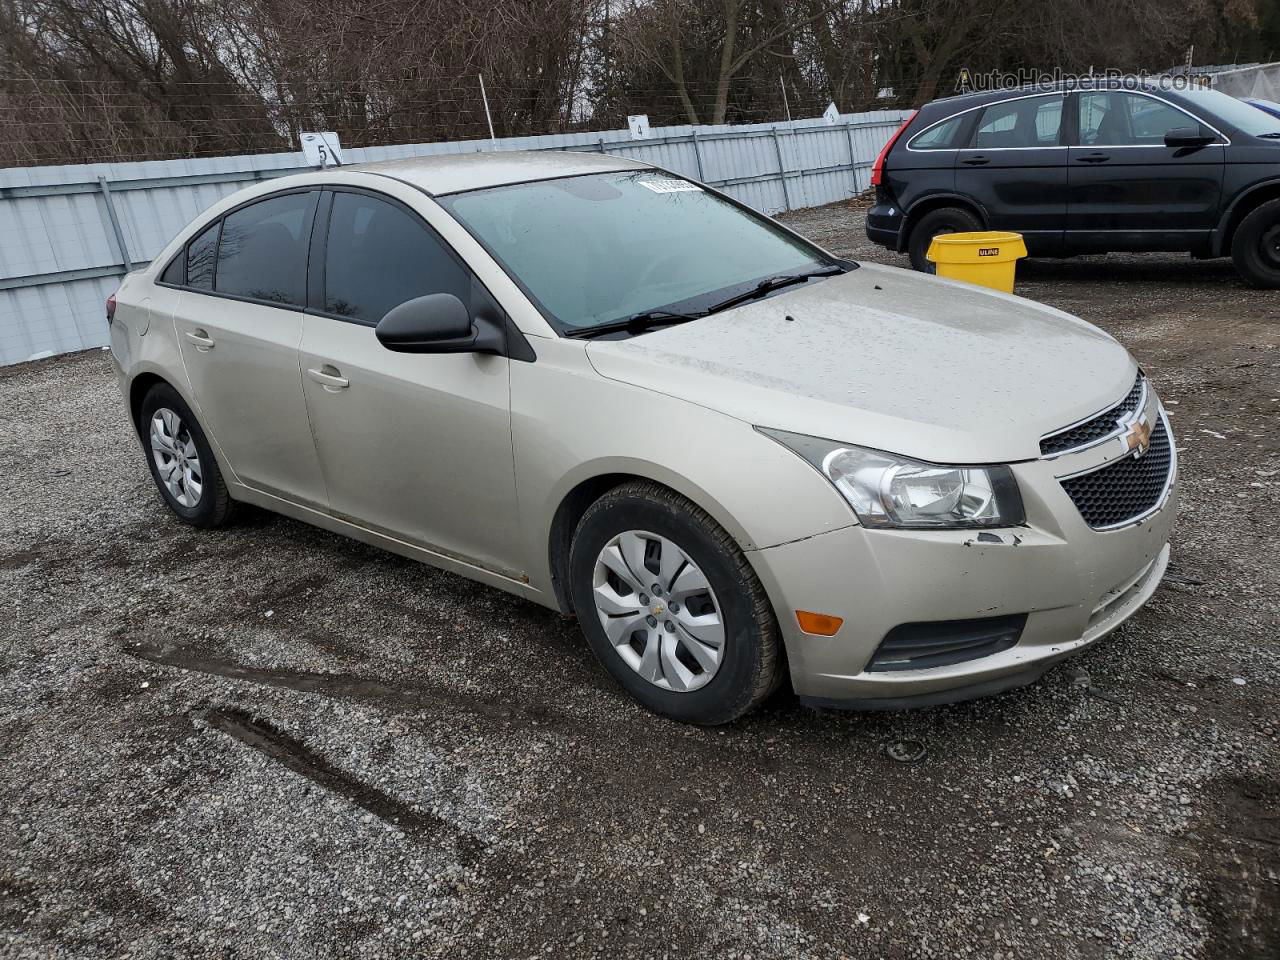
top-left (591, 530), bottom-right (725, 693)
top-left (1261, 223), bottom-right (1280, 270)
top-left (149, 408), bottom-right (203, 508)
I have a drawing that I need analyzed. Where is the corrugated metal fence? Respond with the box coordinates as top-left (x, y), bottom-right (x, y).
top-left (0, 109), bottom-right (908, 367)
top-left (1211, 61), bottom-right (1280, 101)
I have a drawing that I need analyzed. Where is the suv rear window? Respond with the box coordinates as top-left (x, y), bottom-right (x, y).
top-left (909, 114), bottom-right (966, 150)
top-left (971, 95), bottom-right (1063, 148)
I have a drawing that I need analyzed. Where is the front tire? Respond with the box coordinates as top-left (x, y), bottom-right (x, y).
top-left (1231, 199), bottom-right (1280, 289)
top-left (139, 383), bottom-right (235, 528)
top-left (907, 206), bottom-right (983, 273)
top-left (568, 482), bottom-right (781, 725)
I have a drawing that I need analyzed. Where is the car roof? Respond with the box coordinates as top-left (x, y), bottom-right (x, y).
top-left (925, 77), bottom-right (1189, 111)
top-left (343, 149), bottom-right (649, 196)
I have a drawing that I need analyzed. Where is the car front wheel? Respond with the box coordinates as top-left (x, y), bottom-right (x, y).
top-left (907, 206), bottom-right (983, 273)
top-left (139, 382), bottom-right (235, 528)
top-left (1231, 198), bottom-right (1280, 289)
top-left (569, 482), bottom-right (781, 725)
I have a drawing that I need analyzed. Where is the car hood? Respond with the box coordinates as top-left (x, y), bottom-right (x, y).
top-left (585, 262), bottom-right (1136, 464)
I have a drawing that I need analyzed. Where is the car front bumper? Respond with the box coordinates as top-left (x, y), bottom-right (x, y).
top-left (748, 419), bottom-right (1178, 708)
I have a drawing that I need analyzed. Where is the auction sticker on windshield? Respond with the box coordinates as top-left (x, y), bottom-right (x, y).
top-left (638, 177), bottom-right (703, 194)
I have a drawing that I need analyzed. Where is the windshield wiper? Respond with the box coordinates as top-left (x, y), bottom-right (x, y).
top-left (567, 309), bottom-right (705, 340)
top-left (702, 264), bottom-right (848, 316)
top-left (1259, 132), bottom-right (1280, 139)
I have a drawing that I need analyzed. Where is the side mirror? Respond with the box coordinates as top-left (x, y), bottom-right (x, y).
top-left (375, 294), bottom-right (502, 354)
top-left (1164, 127), bottom-right (1216, 148)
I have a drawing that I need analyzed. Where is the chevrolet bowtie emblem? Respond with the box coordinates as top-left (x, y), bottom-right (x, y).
top-left (1124, 418), bottom-right (1152, 458)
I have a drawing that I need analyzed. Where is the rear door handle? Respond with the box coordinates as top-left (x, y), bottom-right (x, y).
top-left (184, 329), bottom-right (215, 351)
top-left (1076, 153), bottom-right (1110, 163)
top-left (961, 155), bottom-right (990, 166)
top-left (307, 365), bottom-right (349, 391)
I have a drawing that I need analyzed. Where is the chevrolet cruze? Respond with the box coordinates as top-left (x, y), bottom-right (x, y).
top-left (108, 151), bottom-right (1177, 724)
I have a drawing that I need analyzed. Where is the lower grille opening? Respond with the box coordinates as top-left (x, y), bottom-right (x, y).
top-left (866, 614), bottom-right (1028, 673)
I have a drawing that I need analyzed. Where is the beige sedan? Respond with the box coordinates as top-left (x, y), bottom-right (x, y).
top-left (108, 151), bottom-right (1177, 724)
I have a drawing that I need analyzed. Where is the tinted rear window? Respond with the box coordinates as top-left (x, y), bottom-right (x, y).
top-left (215, 192), bottom-right (316, 306)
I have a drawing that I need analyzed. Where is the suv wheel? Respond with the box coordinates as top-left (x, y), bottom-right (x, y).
top-left (1231, 198), bottom-right (1280, 289)
top-left (568, 482), bottom-right (781, 725)
top-left (908, 206), bottom-right (983, 273)
top-left (139, 383), bottom-right (235, 528)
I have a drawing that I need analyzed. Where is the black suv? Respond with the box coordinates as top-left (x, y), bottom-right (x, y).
top-left (866, 80), bottom-right (1280, 288)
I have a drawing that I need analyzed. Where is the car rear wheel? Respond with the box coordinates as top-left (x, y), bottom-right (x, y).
top-left (1231, 199), bottom-right (1280, 289)
top-left (908, 206), bottom-right (983, 273)
top-left (568, 482), bottom-right (781, 725)
top-left (139, 383), bottom-right (235, 528)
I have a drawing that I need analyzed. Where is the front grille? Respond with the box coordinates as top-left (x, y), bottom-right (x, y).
top-left (866, 614), bottom-right (1027, 672)
top-left (1041, 375), bottom-right (1144, 456)
top-left (1060, 419), bottom-right (1173, 529)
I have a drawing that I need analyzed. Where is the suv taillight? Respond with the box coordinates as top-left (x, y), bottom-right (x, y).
top-left (870, 110), bottom-right (918, 187)
top-left (106, 293), bottom-right (116, 323)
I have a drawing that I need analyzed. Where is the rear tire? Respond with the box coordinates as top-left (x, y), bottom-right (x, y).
top-left (139, 383), bottom-right (235, 528)
top-left (568, 482), bottom-right (780, 725)
top-left (907, 206), bottom-right (983, 273)
top-left (1230, 199), bottom-right (1280, 289)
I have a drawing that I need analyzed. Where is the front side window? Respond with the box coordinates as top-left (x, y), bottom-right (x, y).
top-left (1078, 92), bottom-right (1206, 146)
top-left (440, 171), bottom-right (829, 333)
top-left (323, 192), bottom-right (471, 323)
top-left (185, 221), bottom-right (219, 290)
top-left (971, 95), bottom-right (1063, 148)
top-left (215, 192), bottom-right (316, 306)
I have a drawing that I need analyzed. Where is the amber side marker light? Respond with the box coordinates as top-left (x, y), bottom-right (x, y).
top-left (796, 611), bottom-right (844, 636)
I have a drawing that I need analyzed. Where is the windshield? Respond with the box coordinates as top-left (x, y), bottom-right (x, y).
top-left (1178, 88), bottom-right (1280, 137)
top-left (439, 171), bottom-right (831, 333)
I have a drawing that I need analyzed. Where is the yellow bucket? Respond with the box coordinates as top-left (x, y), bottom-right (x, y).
top-left (925, 231), bottom-right (1027, 293)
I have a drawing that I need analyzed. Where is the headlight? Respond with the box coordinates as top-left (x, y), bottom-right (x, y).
top-left (759, 428), bottom-right (1024, 529)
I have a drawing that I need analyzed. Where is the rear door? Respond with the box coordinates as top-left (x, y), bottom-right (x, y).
top-left (298, 188), bottom-right (521, 577)
top-left (955, 93), bottom-right (1068, 254)
top-left (173, 190), bottom-right (329, 509)
top-left (1065, 90), bottom-right (1226, 252)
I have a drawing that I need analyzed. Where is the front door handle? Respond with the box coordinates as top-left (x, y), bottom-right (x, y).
top-left (184, 329), bottom-right (215, 351)
top-left (307, 365), bottom-right (349, 391)
top-left (1076, 153), bottom-right (1111, 163)
top-left (961, 155), bottom-right (990, 166)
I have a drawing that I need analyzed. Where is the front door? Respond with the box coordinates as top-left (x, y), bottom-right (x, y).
top-left (298, 189), bottom-right (521, 578)
top-left (955, 93), bottom-right (1069, 255)
top-left (1066, 90), bottom-right (1226, 252)
top-left (174, 190), bottom-right (329, 509)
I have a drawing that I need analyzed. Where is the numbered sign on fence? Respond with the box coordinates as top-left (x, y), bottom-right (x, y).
top-left (301, 132), bottom-right (344, 167)
top-left (627, 115), bottom-right (651, 140)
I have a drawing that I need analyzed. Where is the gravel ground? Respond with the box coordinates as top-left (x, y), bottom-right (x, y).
top-left (2, 206), bottom-right (1277, 960)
